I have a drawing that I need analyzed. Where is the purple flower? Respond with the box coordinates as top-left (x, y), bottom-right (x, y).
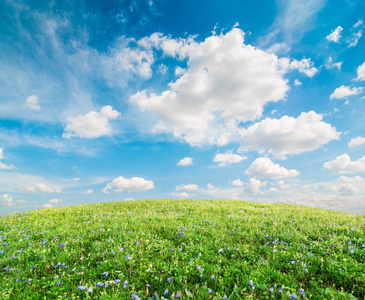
top-left (167, 277), bottom-right (172, 283)
top-left (131, 293), bottom-right (140, 300)
top-left (12, 257), bottom-right (17, 260)
top-left (95, 282), bottom-right (104, 287)
top-left (55, 280), bottom-right (61, 286)
top-left (123, 280), bottom-right (128, 288)
top-left (136, 241), bottom-right (140, 245)
top-left (299, 288), bottom-right (305, 295)
top-left (163, 289), bottom-right (168, 295)
top-left (208, 288), bottom-right (213, 294)
top-left (101, 272), bottom-right (108, 277)
top-left (269, 288), bottom-right (274, 293)
top-left (176, 291), bottom-right (181, 298)
top-left (77, 285), bottom-right (86, 290)
top-left (32, 265), bottom-right (37, 269)
top-left (279, 289), bottom-right (283, 294)
top-left (60, 243), bottom-right (65, 248)
top-left (291, 293), bottom-right (297, 299)
top-left (249, 280), bottom-right (253, 287)
top-left (87, 287), bottom-right (93, 293)
top-left (222, 295), bottom-right (228, 300)
top-left (211, 275), bottom-right (215, 280)
top-left (114, 280), bottom-right (121, 284)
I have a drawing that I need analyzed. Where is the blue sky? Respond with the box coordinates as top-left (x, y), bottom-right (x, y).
top-left (1, 0), bottom-right (365, 215)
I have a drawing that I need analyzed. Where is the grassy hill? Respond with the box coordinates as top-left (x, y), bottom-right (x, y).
top-left (0, 199), bottom-right (364, 299)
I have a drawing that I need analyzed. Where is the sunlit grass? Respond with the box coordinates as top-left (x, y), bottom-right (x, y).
top-left (0, 199), bottom-right (364, 299)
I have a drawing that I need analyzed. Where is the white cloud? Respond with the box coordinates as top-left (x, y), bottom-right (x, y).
top-left (356, 61), bottom-right (365, 81)
top-left (125, 197), bottom-right (134, 201)
top-left (25, 95), bottom-right (40, 111)
top-left (324, 154), bottom-right (365, 174)
top-left (72, 177), bottom-right (80, 181)
top-left (294, 79), bottom-right (302, 86)
top-left (42, 203), bottom-right (53, 208)
top-left (287, 58), bottom-right (318, 77)
top-left (277, 180), bottom-right (290, 189)
top-left (245, 157), bottom-right (300, 179)
top-left (332, 183), bottom-right (359, 196)
top-left (231, 179), bottom-right (244, 187)
top-left (261, 0), bottom-right (325, 52)
top-left (244, 178), bottom-right (267, 194)
top-left (175, 183), bottom-right (198, 191)
top-left (354, 19), bottom-right (363, 28)
top-left (330, 85), bottom-right (363, 99)
top-left (48, 198), bottom-right (62, 204)
top-left (177, 157), bottom-right (193, 166)
top-left (172, 192), bottom-right (195, 199)
top-left (131, 28), bottom-right (292, 146)
top-left (1, 194), bottom-right (13, 206)
top-left (337, 175), bottom-right (363, 183)
top-left (239, 111), bottom-right (340, 159)
top-left (213, 150), bottom-right (246, 166)
top-left (102, 176), bottom-right (154, 193)
top-left (83, 189), bottom-right (94, 194)
top-left (63, 105), bottom-right (121, 139)
top-left (16, 200), bottom-right (27, 203)
top-left (325, 57), bottom-right (342, 70)
top-left (19, 183), bottom-right (62, 193)
top-left (347, 30), bottom-right (362, 47)
top-left (326, 26), bottom-right (343, 43)
top-left (207, 183), bottom-right (215, 189)
top-left (348, 136), bottom-right (365, 148)
top-left (0, 148), bottom-right (15, 170)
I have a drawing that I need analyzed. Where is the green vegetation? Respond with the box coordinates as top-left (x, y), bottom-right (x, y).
top-left (0, 200), bottom-right (364, 299)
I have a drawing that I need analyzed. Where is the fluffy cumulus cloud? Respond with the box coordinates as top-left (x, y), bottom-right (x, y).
top-left (1, 194), bottom-right (13, 206)
top-left (213, 150), bottom-right (246, 166)
top-left (326, 26), bottom-right (343, 43)
top-left (25, 95), bottom-right (40, 111)
top-left (48, 198), bottom-right (62, 204)
top-left (19, 183), bottom-right (62, 193)
top-left (324, 154), bottom-right (365, 174)
top-left (63, 105), bottom-right (121, 139)
top-left (356, 61), bottom-right (365, 81)
top-left (83, 189), bottom-right (94, 194)
top-left (43, 203), bottom-right (53, 208)
top-left (130, 28), bottom-right (318, 146)
top-left (244, 178), bottom-right (267, 194)
top-left (177, 157), bottom-right (193, 166)
top-left (245, 157), bottom-right (300, 179)
top-left (102, 176), bottom-right (154, 193)
top-left (175, 183), bottom-right (198, 191)
top-left (0, 148), bottom-right (15, 170)
top-left (172, 192), bottom-right (195, 199)
top-left (348, 136), bottom-right (365, 148)
top-left (231, 179), bottom-right (244, 187)
top-left (330, 85), bottom-right (363, 100)
top-left (239, 111), bottom-right (340, 159)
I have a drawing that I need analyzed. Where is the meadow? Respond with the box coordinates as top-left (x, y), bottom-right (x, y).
top-left (0, 199), bottom-right (364, 299)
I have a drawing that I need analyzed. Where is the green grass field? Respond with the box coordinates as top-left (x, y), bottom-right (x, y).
top-left (0, 200), bottom-right (364, 299)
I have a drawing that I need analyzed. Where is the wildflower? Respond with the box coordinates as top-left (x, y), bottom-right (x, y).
top-left (71, 268), bottom-right (76, 272)
top-left (291, 293), bottom-right (297, 299)
top-left (163, 289), bottom-right (168, 295)
top-left (55, 281), bottom-right (61, 286)
top-left (87, 287), bottom-right (93, 293)
top-left (119, 247), bottom-right (124, 251)
top-left (176, 291), bottom-right (181, 298)
top-left (59, 243), bottom-right (65, 248)
top-left (32, 265), bottom-right (37, 270)
top-left (0, 250), bottom-right (4, 254)
top-left (249, 280), bottom-right (253, 287)
top-left (123, 280), bottom-right (128, 288)
top-left (12, 257), bottom-right (17, 260)
top-left (136, 241), bottom-right (140, 245)
top-left (305, 269), bottom-right (308, 274)
top-left (208, 288), bottom-right (213, 294)
top-left (279, 289), bottom-right (283, 294)
top-left (131, 293), bottom-right (140, 300)
top-left (95, 282), bottom-right (104, 287)
top-left (222, 295), bottom-right (228, 300)
top-left (167, 277), bottom-right (172, 283)
top-left (101, 272), bottom-right (108, 277)
top-left (269, 288), bottom-right (274, 293)
top-left (218, 248), bottom-right (223, 253)
top-left (299, 288), bottom-right (305, 295)
top-left (211, 275), bottom-right (215, 280)
top-left (114, 280), bottom-right (121, 284)
top-left (77, 285), bottom-right (86, 290)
